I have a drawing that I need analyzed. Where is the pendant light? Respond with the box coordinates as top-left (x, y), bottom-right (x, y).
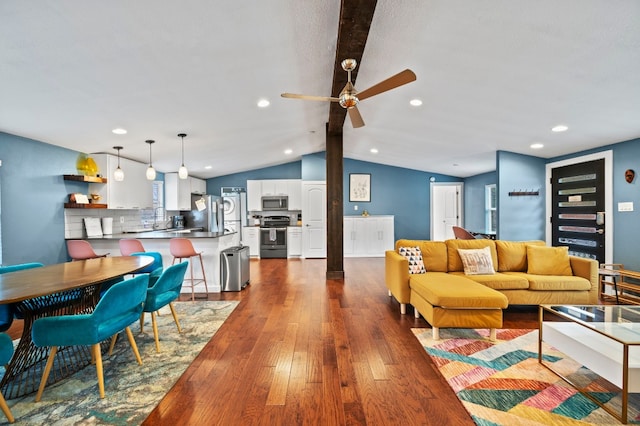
top-left (113, 146), bottom-right (125, 181)
top-left (178, 133), bottom-right (188, 179)
top-left (145, 139), bottom-right (156, 180)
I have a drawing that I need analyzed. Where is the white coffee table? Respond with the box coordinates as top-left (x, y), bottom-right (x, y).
top-left (539, 305), bottom-right (640, 424)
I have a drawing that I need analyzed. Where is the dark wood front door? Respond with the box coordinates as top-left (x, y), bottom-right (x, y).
top-left (551, 159), bottom-right (605, 263)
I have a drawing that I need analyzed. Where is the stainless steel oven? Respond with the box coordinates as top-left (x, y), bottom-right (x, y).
top-left (260, 215), bottom-right (290, 258)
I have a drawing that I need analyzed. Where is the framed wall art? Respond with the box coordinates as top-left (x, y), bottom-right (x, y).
top-left (349, 173), bottom-right (371, 202)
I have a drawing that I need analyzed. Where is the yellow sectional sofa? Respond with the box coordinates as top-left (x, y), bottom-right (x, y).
top-left (385, 238), bottom-right (598, 340)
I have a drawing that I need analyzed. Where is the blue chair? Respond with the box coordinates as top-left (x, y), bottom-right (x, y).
top-left (131, 252), bottom-right (163, 286)
top-left (0, 333), bottom-right (15, 423)
top-left (32, 274), bottom-right (149, 401)
top-left (140, 262), bottom-right (188, 352)
top-left (0, 263), bottom-right (44, 330)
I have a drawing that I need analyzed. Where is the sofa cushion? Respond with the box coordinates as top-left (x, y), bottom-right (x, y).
top-left (409, 272), bottom-right (508, 309)
top-left (445, 239), bottom-right (497, 272)
top-left (503, 272), bottom-right (591, 291)
top-left (496, 240), bottom-right (545, 272)
top-left (450, 271), bottom-right (530, 290)
top-left (398, 246), bottom-right (426, 274)
top-left (457, 247), bottom-right (495, 275)
top-left (396, 240), bottom-right (448, 272)
top-left (527, 245), bottom-right (573, 276)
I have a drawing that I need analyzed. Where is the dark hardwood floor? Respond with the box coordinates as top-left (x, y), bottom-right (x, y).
top-left (5, 257), bottom-right (540, 425)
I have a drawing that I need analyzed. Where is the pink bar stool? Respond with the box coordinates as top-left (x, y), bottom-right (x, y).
top-left (119, 238), bottom-right (146, 256)
top-left (66, 240), bottom-right (108, 261)
top-left (169, 238), bottom-right (208, 301)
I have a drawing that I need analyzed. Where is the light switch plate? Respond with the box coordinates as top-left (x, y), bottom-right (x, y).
top-left (618, 202), bottom-right (634, 212)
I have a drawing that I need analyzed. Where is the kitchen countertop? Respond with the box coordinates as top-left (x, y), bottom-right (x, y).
top-left (70, 229), bottom-right (234, 240)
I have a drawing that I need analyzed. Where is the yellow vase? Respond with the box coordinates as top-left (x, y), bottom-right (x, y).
top-left (76, 154), bottom-right (88, 175)
top-left (85, 157), bottom-right (98, 176)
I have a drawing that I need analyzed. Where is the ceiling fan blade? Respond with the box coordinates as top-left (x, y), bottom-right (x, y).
top-left (357, 69), bottom-right (417, 101)
top-left (281, 93), bottom-right (339, 102)
top-left (348, 106), bottom-right (365, 128)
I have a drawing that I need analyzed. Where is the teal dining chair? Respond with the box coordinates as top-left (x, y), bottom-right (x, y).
top-left (0, 333), bottom-right (15, 423)
top-left (119, 238), bottom-right (164, 285)
top-left (32, 274), bottom-right (149, 401)
top-left (140, 262), bottom-right (188, 352)
top-left (0, 263), bottom-right (44, 331)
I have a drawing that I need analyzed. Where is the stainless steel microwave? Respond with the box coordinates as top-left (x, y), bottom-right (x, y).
top-left (261, 195), bottom-right (288, 210)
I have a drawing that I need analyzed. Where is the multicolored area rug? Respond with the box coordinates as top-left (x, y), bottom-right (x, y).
top-left (412, 328), bottom-right (640, 425)
top-left (3, 300), bottom-right (238, 425)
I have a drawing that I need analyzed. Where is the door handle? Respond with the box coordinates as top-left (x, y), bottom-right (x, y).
top-left (596, 229), bottom-right (604, 235)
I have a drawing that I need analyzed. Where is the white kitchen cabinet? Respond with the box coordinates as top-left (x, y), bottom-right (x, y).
top-left (247, 180), bottom-right (262, 211)
top-left (165, 174), bottom-right (207, 211)
top-left (165, 173), bottom-right (191, 211)
top-left (88, 154), bottom-right (153, 209)
top-left (261, 179), bottom-right (288, 195)
top-left (243, 226), bottom-right (260, 257)
top-left (287, 180), bottom-right (302, 210)
top-left (343, 215), bottom-right (394, 257)
top-left (190, 177), bottom-right (206, 195)
top-left (287, 227), bottom-right (302, 257)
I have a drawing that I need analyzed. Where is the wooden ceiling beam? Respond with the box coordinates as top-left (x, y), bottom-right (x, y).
top-left (327, 0), bottom-right (377, 135)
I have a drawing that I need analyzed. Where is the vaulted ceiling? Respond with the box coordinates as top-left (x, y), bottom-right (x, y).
top-left (1, 1), bottom-right (639, 179)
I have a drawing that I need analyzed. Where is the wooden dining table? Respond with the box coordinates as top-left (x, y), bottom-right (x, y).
top-left (0, 255), bottom-right (153, 398)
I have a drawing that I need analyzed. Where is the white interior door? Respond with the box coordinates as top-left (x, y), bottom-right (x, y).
top-left (302, 181), bottom-right (326, 258)
top-left (430, 183), bottom-right (463, 241)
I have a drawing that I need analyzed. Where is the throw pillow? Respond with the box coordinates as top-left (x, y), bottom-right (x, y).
top-left (398, 246), bottom-right (426, 274)
top-left (527, 245), bottom-right (573, 276)
top-left (457, 246), bottom-right (495, 275)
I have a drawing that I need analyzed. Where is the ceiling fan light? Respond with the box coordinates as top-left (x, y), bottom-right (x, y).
top-left (339, 93), bottom-right (359, 109)
top-left (178, 165), bottom-right (188, 179)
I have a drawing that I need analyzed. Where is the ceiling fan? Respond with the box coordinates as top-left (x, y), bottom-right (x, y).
top-left (281, 59), bottom-right (417, 128)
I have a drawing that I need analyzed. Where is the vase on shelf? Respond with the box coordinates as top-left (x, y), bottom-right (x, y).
top-left (75, 154), bottom-right (99, 176)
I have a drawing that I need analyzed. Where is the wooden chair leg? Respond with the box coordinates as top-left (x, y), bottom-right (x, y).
top-left (108, 333), bottom-right (118, 355)
top-left (140, 312), bottom-right (145, 333)
top-left (35, 346), bottom-right (58, 402)
top-left (151, 312), bottom-right (160, 353)
top-left (0, 391), bottom-right (14, 423)
top-left (199, 253), bottom-right (209, 293)
top-left (190, 259), bottom-right (195, 301)
top-left (168, 302), bottom-right (182, 333)
top-left (92, 344), bottom-right (105, 398)
top-left (125, 326), bottom-right (143, 365)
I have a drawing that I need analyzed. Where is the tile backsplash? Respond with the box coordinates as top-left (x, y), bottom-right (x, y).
top-left (64, 208), bottom-right (159, 238)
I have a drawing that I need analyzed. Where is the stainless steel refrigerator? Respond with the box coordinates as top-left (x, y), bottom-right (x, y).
top-left (183, 194), bottom-right (224, 232)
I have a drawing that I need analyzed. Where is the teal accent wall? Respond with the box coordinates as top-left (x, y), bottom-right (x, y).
top-left (0, 132), bottom-right (85, 265)
top-left (497, 151), bottom-right (546, 241)
top-left (301, 152), bottom-right (326, 181)
top-left (463, 171), bottom-right (496, 232)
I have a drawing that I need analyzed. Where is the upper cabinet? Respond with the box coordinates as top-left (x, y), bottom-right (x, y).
top-left (88, 154), bottom-right (153, 209)
top-left (246, 179), bottom-right (302, 211)
top-left (165, 173), bottom-right (206, 211)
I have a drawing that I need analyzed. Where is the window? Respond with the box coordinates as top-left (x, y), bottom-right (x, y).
top-left (485, 184), bottom-right (496, 234)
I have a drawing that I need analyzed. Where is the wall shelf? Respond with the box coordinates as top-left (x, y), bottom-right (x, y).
top-left (64, 203), bottom-right (107, 209)
top-left (63, 174), bottom-right (107, 183)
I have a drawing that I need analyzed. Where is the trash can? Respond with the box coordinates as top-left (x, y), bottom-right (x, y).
top-left (220, 246), bottom-right (250, 291)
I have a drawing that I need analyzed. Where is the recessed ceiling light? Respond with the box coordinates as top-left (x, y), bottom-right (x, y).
top-left (530, 143), bottom-right (544, 149)
top-left (204, 165), bottom-right (213, 170)
top-left (284, 149), bottom-right (293, 155)
top-left (112, 128), bottom-right (127, 135)
top-left (552, 124), bottom-right (568, 132)
top-left (370, 148), bottom-right (378, 154)
top-left (409, 99), bottom-right (423, 107)
top-left (257, 99), bottom-right (270, 108)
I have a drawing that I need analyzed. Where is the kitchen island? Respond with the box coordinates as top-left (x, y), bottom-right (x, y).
top-left (75, 229), bottom-right (240, 293)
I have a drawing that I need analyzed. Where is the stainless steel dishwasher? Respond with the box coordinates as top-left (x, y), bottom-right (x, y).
top-left (220, 246), bottom-right (250, 291)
